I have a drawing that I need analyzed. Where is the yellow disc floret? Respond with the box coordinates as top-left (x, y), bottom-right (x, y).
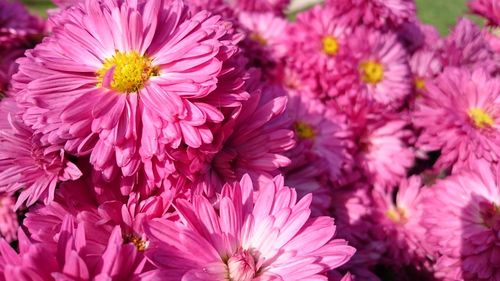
top-left (124, 234), bottom-right (149, 252)
top-left (360, 60), bottom-right (384, 84)
top-left (249, 32), bottom-right (268, 46)
top-left (294, 121), bottom-right (315, 140)
top-left (322, 35), bottom-right (339, 56)
top-left (468, 107), bottom-right (494, 128)
top-left (97, 51), bottom-right (159, 93)
top-left (414, 77), bottom-right (425, 90)
top-left (386, 207), bottom-right (408, 224)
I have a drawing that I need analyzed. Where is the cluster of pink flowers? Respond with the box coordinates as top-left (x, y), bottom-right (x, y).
top-left (0, 0), bottom-right (498, 280)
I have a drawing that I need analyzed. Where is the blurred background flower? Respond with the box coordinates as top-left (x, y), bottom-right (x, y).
top-left (22, 0), bottom-right (481, 36)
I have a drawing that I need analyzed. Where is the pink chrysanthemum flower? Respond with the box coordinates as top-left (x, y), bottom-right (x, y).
top-left (441, 18), bottom-right (497, 72)
top-left (13, 0), bottom-right (247, 193)
top-left (0, 194), bottom-right (18, 243)
top-left (238, 12), bottom-right (288, 69)
top-left (228, 0), bottom-right (289, 14)
top-left (421, 160), bottom-right (500, 281)
top-left (285, 5), bottom-right (355, 98)
top-left (325, 0), bottom-right (416, 29)
top-left (371, 176), bottom-right (431, 266)
top-left (187, 83), bottom-right (294, 197)
top-left (348, 109), bottom-right (415, 189)
top-left (0, 0), bottom-right (44, 49)
top-left (0, 230), bottom-right (54, 280)
top-left (25, 179), bottom-right (173, 255)
top-left (468, 0), bottom-right (500, 26)
top-left (409, 49), bottom-right (443, 96)
top-left (98, 190), bottom-right (174, 240)
top-left (0, 217), bottom-right (149, 280)
top-left (348, 27), bottom-right (412, 108)
top-left (413, 67), bottom-right (500, 171)
top-left (23, 179), bottom-right (101, 245)
top-left (284, 90), bottom-right (351, 180)
top-left (145, 174), bottom-right (356, 280)
top-left (289, 5), bottom-right (351, 65)
top-left (0, 99), bottom-right (82, 208)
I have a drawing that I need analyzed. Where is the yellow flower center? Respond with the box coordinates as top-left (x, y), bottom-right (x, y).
top-left (294, 121), bottom-right (315, 140)
top-left (360, 60), bottom-right (384, 84)
top-left (97, 51), bottom-right (159, 93)
top-left (125, 234), bottom-right (149, 252)
top-left (249, 32), bottom-right (267, 46)
top-left (414, 77), bottom-right (425, 90)
top-left (322, 35), bottom-right (339, 56)
top-left (386, 207), bottom-right (408, 224)
top-left (468, 108), bottom-right (494, 128)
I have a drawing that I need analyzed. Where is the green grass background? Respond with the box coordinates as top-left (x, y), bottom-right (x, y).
top-left (415, 0), bottom-right (476, 34)
top-left (22, 0), bottom-right (475, 35)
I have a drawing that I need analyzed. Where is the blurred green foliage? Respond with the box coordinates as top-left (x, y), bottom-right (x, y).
top-left (415, 0), bottom-right (481, 35)
top-left (21, 0), bottom-right (55, 16)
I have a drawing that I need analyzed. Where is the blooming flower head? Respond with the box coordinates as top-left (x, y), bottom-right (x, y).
top-left (0, 216), bottom-right (149, 280)
top-left (371, 176), bottom-right (430, 266)
top-left (145, 174), bottom-right (356, 280)
top-left (25, 178), bottom-right (174, 256)
top-left (284, 89), bottom-right (351, 180)
top-left (347, 108), bottom-right (415, 189)
top-left (468, 0), bottom-right (500, 26)
top-left (290, 5), bottom-right (351, 63)
top-left (187, 83), bottom-right (294, 197)
top-left (413, 67), bottom-right (500, 172)
top-left (284, 5), bottom-right (356, 99)
top-left (0, 194), bottom-right (18, 243)
top-left (325, 0), bottom-right (416, 29)
top-left (238, 12), bottom-right (288, 70)
top-left (20, 179), bottom-right (183, 279)
top-left (13, 0), bottom-right (247, 195)
top-left (24, 179), bottom-right (100, 245)
top-left (409, 49), bottom-right (443, 97)
top-left (421, 159), bottom-right (500, 281)
top-left (441, 18), bottom-right (497, 72)
top-left (0, 99), bottom-right (82, 208)
top-left (98, 190), bottom-right (174, 239)
top-left (349, 27), bottom-right (412, 108)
